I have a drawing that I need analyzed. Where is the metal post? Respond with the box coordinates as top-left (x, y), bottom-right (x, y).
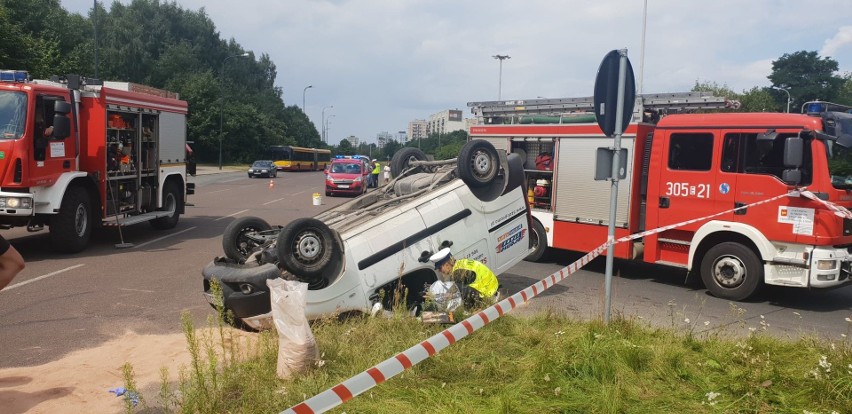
top-left (93, 0), bottom-right (99, 78)
top-left (302, 85), bottom-right (312, 112)
top-left (322, 105), bottom-right (333, 143)
top-left (603, 49), bottom-right (629, 323)
top-left (493, 54), bottom-right (511, 100)
top-left (772, 86), bottom-right (792, 113)
top-left (219, 52), bottom-right (249, 170)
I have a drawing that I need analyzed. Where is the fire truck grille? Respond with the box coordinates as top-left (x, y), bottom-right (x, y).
top-left (844, 218), bottom-right (852, 237)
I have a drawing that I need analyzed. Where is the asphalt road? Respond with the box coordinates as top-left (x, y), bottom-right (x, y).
top-left (1, 170), bottom-right (850, 369)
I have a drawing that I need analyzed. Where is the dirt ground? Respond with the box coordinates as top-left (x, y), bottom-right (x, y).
top-left (0, 329), bottom-right (252, 414)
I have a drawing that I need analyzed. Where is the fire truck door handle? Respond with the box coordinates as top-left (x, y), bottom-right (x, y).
top-left (658, 197), bottom-right (670, 208)
top-left (63, 160), bottom-right (71, 169)
top-left (734, 202), bottom-right (747, 215)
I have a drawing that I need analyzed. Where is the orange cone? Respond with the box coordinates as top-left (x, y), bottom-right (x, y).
top-left (269, 179), bottom-right (274, 189)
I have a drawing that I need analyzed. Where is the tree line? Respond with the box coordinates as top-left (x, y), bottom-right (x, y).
top-left (0, 0), bottom-right (321, 164)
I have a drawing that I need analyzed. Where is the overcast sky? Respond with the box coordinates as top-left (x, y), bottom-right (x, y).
top-left (60, 0), bottom-right (852, 145)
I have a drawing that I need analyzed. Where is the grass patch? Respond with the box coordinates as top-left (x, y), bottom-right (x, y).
top-left (121, 302), bottom-right (852, 414)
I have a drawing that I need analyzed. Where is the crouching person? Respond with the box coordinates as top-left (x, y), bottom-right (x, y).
top-left (430, 247), bottom-right (498, 309)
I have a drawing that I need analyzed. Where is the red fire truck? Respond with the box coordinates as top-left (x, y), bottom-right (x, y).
top-left (469, 93), bottom-right (852, 300)
top-left (0, 70), bottom-right (193, 252)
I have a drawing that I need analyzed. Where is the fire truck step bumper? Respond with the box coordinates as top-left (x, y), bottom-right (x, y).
top-left (103, 211), bottom-right (172, 227)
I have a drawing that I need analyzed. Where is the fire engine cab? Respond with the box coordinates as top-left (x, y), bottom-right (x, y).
top-left (469, 93), bottom-right (852, 300)
top-left (0, 70), bottom-right (193, 252)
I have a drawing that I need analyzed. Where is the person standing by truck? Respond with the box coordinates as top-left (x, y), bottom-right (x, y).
top-left (371, 159), bottom-right (381, 188)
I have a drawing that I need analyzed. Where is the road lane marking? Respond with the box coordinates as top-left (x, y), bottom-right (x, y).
top-left (214, 209), bottom-right (249, 221)
top-left (133, 226), bottom-right (197, 249)
top-left (207, 188), bottom-right (232, 194)
top-left (263, 198), bottom-right (287, 205)
top-left (2, 264), bottom-right (86, 292)
top-left (221, 177), bottom-right (244, 183)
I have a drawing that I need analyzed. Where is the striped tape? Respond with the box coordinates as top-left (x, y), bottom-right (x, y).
top-left (281, 187), bottom-right (843, 414)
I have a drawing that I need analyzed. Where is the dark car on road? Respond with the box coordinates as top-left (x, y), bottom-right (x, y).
top-left (247, 160), bottom-right (277, 178)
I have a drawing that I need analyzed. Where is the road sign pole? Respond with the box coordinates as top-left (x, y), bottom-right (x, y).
top-left (603, 49), bottom-right (629, 323)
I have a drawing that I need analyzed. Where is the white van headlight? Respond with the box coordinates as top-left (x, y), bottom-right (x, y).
top-left (816, 259), bottom-right (837, 270)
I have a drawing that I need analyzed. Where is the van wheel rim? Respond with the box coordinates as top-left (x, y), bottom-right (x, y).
top-left (295, 232), bottom-right (321, 262)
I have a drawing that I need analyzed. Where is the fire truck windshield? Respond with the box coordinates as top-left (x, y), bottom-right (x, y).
top-left (0, 91), bottom-right (27, 140)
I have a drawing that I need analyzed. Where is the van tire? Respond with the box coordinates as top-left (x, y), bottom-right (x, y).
top-left (700, 242), bottom-right (762, 301)
top-left (458, 140), bottom-right (499, 188)
top-left (525, 219), bottom-right (549, 262)
top-left (223, 216), bottom-right (273, 262)
top-left (391, 147), bottom-right (428, 177)
top-left (276, 218), bottom-right (342, 282)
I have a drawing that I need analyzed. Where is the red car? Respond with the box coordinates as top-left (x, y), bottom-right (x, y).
top-left (325, 159), bottom-right (368, 196)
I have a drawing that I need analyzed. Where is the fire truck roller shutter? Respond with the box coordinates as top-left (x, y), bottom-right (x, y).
top-left (554, 135), bottom-right (634, 227)
top-left (158, 112), bottom-right (186, 163)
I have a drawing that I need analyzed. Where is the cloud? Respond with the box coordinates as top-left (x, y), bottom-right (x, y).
top-left (821, 26), bottom-right (852, 71)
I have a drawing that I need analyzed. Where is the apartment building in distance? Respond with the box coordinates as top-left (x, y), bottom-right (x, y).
top-left (427, 109), bottom-right (465, 135)
top-left (407, 119), bottom-right (427, 143)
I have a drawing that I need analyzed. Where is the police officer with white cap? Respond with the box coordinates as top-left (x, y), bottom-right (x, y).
top-left (429, 247), bottom-right (499, 308)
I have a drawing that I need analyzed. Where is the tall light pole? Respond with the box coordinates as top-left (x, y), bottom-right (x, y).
top-left (321, 105), bottom-right (333, 143)
top-left (302, 85), bottom-right (313, 112)
top-left (219, 52), bottom-right (250, 170)
top-left (325, 115), bottom-right (335, 144)
top-left (492, 54), bottom-right (511, 100)
top-left (772, 86), bottom-right (792, 113)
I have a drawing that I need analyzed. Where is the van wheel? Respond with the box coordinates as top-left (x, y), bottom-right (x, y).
top-left (458, 140), bottom-right (499, 188)
top-left (391, 147), bottom-right (428, 177)
top-left (276, 218), bottom-right (342, 282)
top-left (525, 219), bottom-right (549, 262)
top-left (700, 242), bottom-right (762, 301)
top-left (222, 216), bottom-right (273, 262)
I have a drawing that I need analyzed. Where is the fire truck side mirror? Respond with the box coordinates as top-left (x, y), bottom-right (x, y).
top-left (783, 136), bottom-right (803, 168)
top-left (782, 136), bottom-right (803, 186)
top-left (51, 100), bottom-right (71, 139)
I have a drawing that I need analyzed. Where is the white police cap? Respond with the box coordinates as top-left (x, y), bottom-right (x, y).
top-left (429, 247), bottom-right (452, 269)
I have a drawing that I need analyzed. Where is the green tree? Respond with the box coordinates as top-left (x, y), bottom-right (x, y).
top-left (336, 139), bottom-right (354, 156)
top-left (768, 51), bottom-right (844, 110)
top-left (738, 86), bottom-right (780, 112)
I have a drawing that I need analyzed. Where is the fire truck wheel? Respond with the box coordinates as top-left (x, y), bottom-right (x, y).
top-left (151, 182), bottom-right (181, 230)
top-left (276, 218), bottom-right (343, 283)
top-left (49, 187), bottom-right (93, 253)
top-left (391, 147), bottom-right (428, 178)
top-left (458, 140), bottom-right (499, 188)
top-left (700, 242), bottom-right (763, 301)
top-left (222, 216), bottom-right (274, 262)
top-left (525, 219), bottom-right (549, 262)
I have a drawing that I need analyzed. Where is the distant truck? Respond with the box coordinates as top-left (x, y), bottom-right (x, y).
top-left (0, 70), bottom-right (193, 252)
top-left (469, 93), bottom-right (852, 300)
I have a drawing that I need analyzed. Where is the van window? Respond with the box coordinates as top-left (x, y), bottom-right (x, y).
top-left (668, 133), bottom-right (713, 171)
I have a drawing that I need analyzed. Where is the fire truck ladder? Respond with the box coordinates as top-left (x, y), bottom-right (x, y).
top-left (467, 92), bottom-right (742, 123)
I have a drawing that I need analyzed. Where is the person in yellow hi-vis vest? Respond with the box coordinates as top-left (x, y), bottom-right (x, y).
top-left (371, 159), bottom-right (381, 188)
top-left (429, 247), bottom-right (498, 308)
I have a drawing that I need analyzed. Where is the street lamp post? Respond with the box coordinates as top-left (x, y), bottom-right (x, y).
top-left (772, 86), bottom-right (792, 113)
top-left (492, 54), bottom-right (511, 100)
top-left (219, 52), bottom-right (250, 170)
top-left (321, 105), bottom-right (333, 143)
top-left (325, 115), bottom-right (335, 144)
top-left (302, 85), bottom-right (313, 112)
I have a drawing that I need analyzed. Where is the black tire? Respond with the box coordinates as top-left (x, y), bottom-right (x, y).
top-left (525, 219), bottom-right (549, 262)
top-left (390, 147), bottom-right (428, 178)
top-left (700, 242), bottom-right (763, 301)
top-left (276, 218), bottom-right (343, 282)
top-left (458, 140), bottom-right (500, 188)
top-left (50, 187), bottom-right (93, 253)
top-left (248, 174), bottom-right (252, 178)
top-left (151, 181), bottom-right (181, 230)
top-left (222, 216), bottom-right (273, 262)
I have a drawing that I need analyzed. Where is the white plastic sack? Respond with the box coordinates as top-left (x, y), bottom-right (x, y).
top-left (267, 278), bottom-right (319, 379)
top-left (428, 280), bottom-right (463, 312)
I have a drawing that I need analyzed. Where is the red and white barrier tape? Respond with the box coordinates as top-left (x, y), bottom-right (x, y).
top-left (281, 188), bottom-right (847, 414)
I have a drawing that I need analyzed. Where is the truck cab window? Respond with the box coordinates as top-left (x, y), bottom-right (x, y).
top-left (668, 133), bottom-right (713, 171)
top-left (742, 132), bottom-right (812, 185)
